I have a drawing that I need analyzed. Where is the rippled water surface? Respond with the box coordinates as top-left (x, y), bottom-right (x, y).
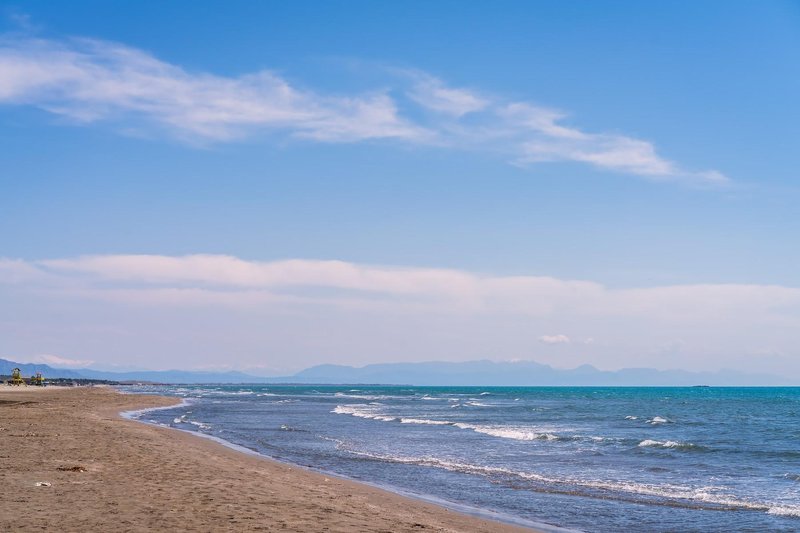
top-left (127, 386), bottom-right (800, 532)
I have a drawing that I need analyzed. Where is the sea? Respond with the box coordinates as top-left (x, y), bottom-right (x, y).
top-left (123, 385), bottom-right (800, 532)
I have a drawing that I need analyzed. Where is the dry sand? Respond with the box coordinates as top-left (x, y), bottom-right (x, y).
top-left (0, 386), bottom-right (540, 532)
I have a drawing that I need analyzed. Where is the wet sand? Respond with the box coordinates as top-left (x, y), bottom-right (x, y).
top-left (0, 386), bottom-right (539, 532)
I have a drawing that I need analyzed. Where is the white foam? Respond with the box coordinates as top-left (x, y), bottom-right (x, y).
top-left (332, 405), bottom-right (565, 442)
top-left (453, 423), bottom-right (559, 441)
top-left (638, 439), bottom-right (690, 449)
top-left (768, 506), bottom-right (800, 517)
top-left (647, 416), bottom-right (671, 425)
top-left (400, 418), bottom-right (451, 425)
top-left (188, 420), bottom-right (212, 430)
top-left (625, 416), bottom-right (638, 420)
top-left (333, 392), bottom-right (391, 401)
top-left (332, 405), bottom-right (397, 422)
top-left (119, 397), bottom-right (192, 420)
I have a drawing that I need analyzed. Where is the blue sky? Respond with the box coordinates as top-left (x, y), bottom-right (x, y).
top-left (1, 2), bottom-right (799, 377)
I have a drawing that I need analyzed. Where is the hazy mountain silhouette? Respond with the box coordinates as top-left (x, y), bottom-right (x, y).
top-left (2, 357), bottom-right (792, 385)
top-left (289, 360), bottom-right (791, 386)
top-left (0, 359), bottom-right (83, 379)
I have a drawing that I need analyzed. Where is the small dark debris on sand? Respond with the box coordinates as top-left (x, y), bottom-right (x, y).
top-left (57, 465), bottom-right (87, 472)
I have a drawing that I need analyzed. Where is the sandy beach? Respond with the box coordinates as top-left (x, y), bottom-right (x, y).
top-left (0, 386), bottom-right (537, 532)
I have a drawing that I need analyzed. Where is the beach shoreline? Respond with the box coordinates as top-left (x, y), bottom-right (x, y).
top-left (0, 386), bottom-right (542, 532)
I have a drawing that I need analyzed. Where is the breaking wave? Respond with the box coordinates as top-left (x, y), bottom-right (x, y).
top-left (638, 439), bottom-right (700, 451)
top-left (336, 445), bottom-right (799, 517)
top-left (332, 404), bottom-right (562, 441)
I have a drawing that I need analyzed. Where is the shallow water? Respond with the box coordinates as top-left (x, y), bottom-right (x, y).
top-left (128, 385), bottom-right (800, 532)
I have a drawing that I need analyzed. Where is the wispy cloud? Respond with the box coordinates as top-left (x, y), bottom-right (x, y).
top-left (405, 71), bottom-right (489, 117)
top-left (0, 33), bottom-right (727, 184)
top-left (0, 36), bottom-right (427, 143)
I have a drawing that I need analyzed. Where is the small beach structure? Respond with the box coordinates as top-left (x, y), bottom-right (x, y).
top-left (10, 368), bottom-right (25, 386)
top-left (31, 372), bottom-right (45, 386)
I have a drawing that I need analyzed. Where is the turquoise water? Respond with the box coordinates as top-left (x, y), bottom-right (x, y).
top-left (129, 386), bottom-right (800, 532)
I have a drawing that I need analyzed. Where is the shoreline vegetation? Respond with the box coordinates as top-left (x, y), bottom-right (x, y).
top-left (0, 386), bottom-right (539, 532)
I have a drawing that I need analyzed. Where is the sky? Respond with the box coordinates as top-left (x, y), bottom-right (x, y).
top-left (1, 1), bottom-right (799, 378)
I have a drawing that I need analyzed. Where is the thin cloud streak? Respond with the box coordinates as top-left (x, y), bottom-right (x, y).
top-left (5, 254), bottom-right (798, 322)
top-left (0, 33), bottom-right (727, 184)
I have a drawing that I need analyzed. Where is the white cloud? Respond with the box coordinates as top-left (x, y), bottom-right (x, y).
top-left (503, 104), bottom-right (725, 184)
top-left (0, 33), bottom-right (727, 184)
top-left (0, 37), bottom-right (427, 143)
top-left (2, 254), bottom-right (799, 376)
top-left (2, 254), bottom-right (796, 323)
top-left (39, 254), bottom-right (479, 300)
top-left (29, 353), bottom-right (95, 368)
top-left (539, 334), bottom-right (571, 345)
top-left (406, 72), bottom-right (489, 117)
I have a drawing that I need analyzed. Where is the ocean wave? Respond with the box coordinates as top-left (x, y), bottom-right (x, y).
top-left (188, 420), bottom-right (212, 430)
top-left (647, 416), bottom-right (672, 425)
top-left (333, 392), bottom-right (394, 401)
top-left (455, 423), bottom-right (559, 441)
top-left (331, 405), bottom-right (397, 422)
top-left (768, 506), bottom-right (800, 517)
top-left (337, 447), bottom-right (799, 517)
top-left (400, 418), bottom-right (451, 425)
top-left (625, 415), bottom-right (638, 420)
top-left (419, 396), bottom-right (461, 402)
top-left (332, 404), bottom-right (565, 441)
top-left (638, 439), bottom-right (698, 450)
top-left (280, 424), bottom-right (307, 432)
top-left (189, 389), bottom-right (255, 397)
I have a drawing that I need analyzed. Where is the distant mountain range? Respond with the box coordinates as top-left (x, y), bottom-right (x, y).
top-left (0, 358), bottom-right (265, 384)
top-left (1, 357), bottom-right (793, 386)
